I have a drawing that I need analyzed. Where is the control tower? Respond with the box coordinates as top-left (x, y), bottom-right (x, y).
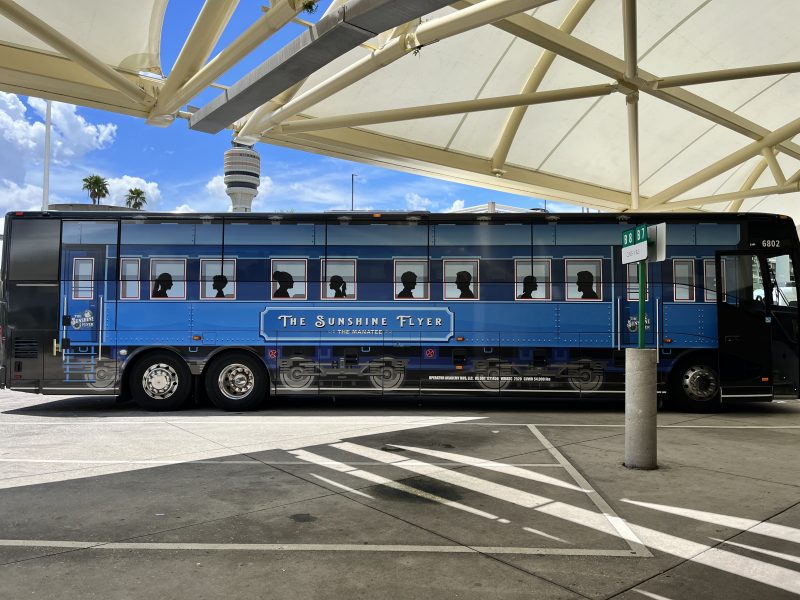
top-left (224, 142), bottom-right (260, 212)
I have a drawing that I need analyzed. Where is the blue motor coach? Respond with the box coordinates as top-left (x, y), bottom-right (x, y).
top-left (1, 210), bottom-right (797, 411)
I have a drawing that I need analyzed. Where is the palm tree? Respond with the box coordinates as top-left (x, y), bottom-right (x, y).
top-left (124, 188), bottom-right (147, 210)
top-left (81, 175), bottom-right (109, 205)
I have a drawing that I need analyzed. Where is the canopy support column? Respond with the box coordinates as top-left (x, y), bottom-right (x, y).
top-left (623, 0), bottom-right (639, 210)
top-left (148, 0), bottom-right (240, 125)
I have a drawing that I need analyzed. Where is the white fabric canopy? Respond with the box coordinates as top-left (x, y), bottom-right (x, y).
top-left (1, 0), bottom-right (799, 220)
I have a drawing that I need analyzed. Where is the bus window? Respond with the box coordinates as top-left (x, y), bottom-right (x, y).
top-left (72, 258), bottom-right (94, 300)
top-left (766, 255), bottom-right (797, 307)
top-left (565, 259), bottom-right (602, 301)
top-left (515, 259), bottom-right (550, 301)
top-left (8, 219), bottom-right (61, 281)
top-left (120, 258), bottom-right (140, 300)
top-left (394, 259), bottom-right (429, 300)
top-left (443, 259), bottom-right (479, 300)
top-left (673, 259), bottom-right (695, 302)
top-left (703, 259), bottom-right (725, 302)
top-left (271, 259), bottom-right (307, 300)
top-left (150, 258), bottom-right (186, 300)
top-left (322, 259), bottom-right (356, 300)
top-left (200, 259), bottom-right (236, 300)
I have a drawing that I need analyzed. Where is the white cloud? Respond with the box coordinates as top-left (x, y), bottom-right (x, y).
top-left (171, 203), bottom-right (196, 213)
top-left (27, 97), bottom-right (116, 162)
top-left (106, 175), bottom-right (162, 208)
top-left (445, 199), bottom-right (465, 212)
top-left (0, 179), bottom-right (46, 211)
top-left (405, 192), bottom-right (433, 211)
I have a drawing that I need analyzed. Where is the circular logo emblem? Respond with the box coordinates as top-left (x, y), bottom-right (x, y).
top-left (268, 349), bottom-right (278, 359)
top-left (425, 348), bottom-right (435, 358)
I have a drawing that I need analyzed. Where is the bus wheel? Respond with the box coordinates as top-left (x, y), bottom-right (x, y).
top-left (369, 357), bottom-right (405, 391)
top-left (130, 352), bottom-right (191, 411)
top-left (669, 361), bottom-right (719, 407)
top-left (205, 352), bottom-right (267, 411)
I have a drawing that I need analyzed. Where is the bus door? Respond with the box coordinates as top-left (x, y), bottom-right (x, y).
top-left (51, 221), bottom-right (118, 391)
top-left (716, 252), bottom-right (774, 399)
top-left (620, 261), bottom-right (659, 348)
top-left (763, 251), bottom-right (799, 397)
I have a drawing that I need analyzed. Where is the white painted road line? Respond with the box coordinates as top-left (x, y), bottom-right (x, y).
top-left (710, 538), bottom-right (800, 565)
top-left (310, 473), bottom-right (375, 499)
top-left (621, 499), bottom-right (800, 544)
top-left (290, 449), bottom-right (504, 522)
top-left (332, 442), bottom-right (553, 509)
top-left (388, 444), bottom-right (584, 492)
top-left (527, 425), bottom-right (651, 557)
top-left (0, 539), bottom-right (642, 555)
top-left (0, 458), bottom-right (561, 467)
top-left (522, 527), bottom-right (570, 544)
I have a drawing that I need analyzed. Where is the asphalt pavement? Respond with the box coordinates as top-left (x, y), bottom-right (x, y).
top-left (0, 390), bottom-right (797, 599)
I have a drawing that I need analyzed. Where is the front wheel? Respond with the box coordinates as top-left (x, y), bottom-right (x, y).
top-left (205, 352), bottom-right (268, 411)
top-left (129, 352), bottom-right (192, 411)
top-left (669, 361), bottom-right (720, 408)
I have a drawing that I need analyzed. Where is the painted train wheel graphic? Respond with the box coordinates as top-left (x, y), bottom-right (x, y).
top-left (567, 366), bottom-right (603, 392)
top-left (368, 357), bottom-right (405, 391)
top-left (278, 357), bottom-right (316, 390)
top-left (477, 363), bottom-right (511, 391)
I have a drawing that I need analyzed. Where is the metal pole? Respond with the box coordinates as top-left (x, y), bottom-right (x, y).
top-left (351, 173), bottom-right (356, 210)
top-left (42, 99), bottom-right (51, 211)
top-left (638, 259), bottom-right (646, 348)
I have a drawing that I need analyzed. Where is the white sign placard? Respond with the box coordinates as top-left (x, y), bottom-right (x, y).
top-left (622, 241), bottom-right (648, 264)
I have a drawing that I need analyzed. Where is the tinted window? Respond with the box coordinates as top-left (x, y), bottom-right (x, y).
top-left (8, 219), bottom-right (61, 281)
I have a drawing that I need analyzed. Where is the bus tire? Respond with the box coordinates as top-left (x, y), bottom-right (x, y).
top-left (129, 352), bottom-right (192, 411)
top-left (668, 358), bottom-right (720, 409)
top-left (205, 352), bottom-right (267, 411)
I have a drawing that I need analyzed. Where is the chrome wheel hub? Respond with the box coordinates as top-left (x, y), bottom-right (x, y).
top-left (219, 364), bottom-right (255, 400)
top-left (682, 365), bottom-right (718, 402)
top-left (142, 363), bottom-right (179, 399)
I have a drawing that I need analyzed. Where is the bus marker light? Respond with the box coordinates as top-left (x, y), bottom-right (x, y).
top-left (761, 377), bottom-right (770, 382)
top-left (455, 365), bottom-right (463, 370)
top-left (119, 349), bottom-right (128, 356)
top-left (456, 336), bottom-right (465, 342)
top-left (192, 335), bottom-right (202, 340)
top-left (14, 212), bottom-right (23, 216)
top-left (663, 338), bottom-right (672, 343)
top-left (373, 213), bottom-right (381, 218)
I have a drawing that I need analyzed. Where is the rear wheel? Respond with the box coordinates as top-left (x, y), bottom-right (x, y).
top-left (205, 352), bottom-right (267, 411)
top-left (669, 360), bottom-right (720, 408)
top-left (129, 352), bottom-right (192, 411)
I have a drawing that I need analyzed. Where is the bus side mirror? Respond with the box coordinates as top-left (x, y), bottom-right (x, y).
top-left (62, 315), bottom-right (71, 327)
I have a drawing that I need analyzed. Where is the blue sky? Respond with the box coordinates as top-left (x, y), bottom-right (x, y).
top-left (0, 0), bottom-right (573, 216)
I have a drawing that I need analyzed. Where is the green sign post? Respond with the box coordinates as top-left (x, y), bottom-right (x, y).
top-left (622, 224), bottom-right (648, 349)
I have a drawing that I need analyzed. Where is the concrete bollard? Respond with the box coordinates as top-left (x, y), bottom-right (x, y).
top-left (624, 348), bottom-right (658, 469)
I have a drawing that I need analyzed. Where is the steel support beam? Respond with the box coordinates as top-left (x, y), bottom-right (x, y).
top-left (643, 114), bottom-right (800, 209)
top-left (656, 182), bottom-right (800, 212)
top-left (457, 1), bottom-right (800, 164)
top-left (192, 0), bottom-right (474, 134)
top-left (275, 83), bottom-right (616, 133)
top-left (489, 0), bottom-right (594, 175)
top-left (259, 125), bottom-right (631, 210)
top-left (159, 0), bottom-right (304, 122)
top-left (232, 0), bottom-right (558, 139)
top-left (761, 147), bottom-right (786, 185)
top-left (0, 0), bottom-right (149, 104)
top-left (726, 158), bottom-right (768, 212)
top-left (655, 61), bottom-right (800, 89)
top-left (148, 0), bottom-right (239, 125)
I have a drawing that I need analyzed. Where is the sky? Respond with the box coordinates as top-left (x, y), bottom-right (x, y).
top-left (0, 0), bottom-right (584, 217)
